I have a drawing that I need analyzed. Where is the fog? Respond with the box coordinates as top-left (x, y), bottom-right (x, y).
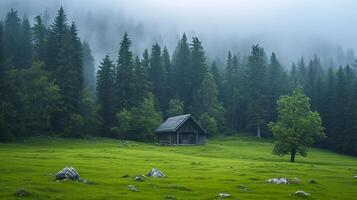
top-left (1, 0), bottom-right (356, 67)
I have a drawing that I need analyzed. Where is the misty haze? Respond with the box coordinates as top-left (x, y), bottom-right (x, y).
top-left (0, 0), bottom-right (357, 199)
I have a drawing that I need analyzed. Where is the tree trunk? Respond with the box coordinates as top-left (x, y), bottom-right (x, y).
top-left (290, 148), bottom-right (296, 162)
top-left (257, 124), bottom-right (261, 138)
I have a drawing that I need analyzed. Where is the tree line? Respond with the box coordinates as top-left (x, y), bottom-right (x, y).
top-left (0, 8), bottom-right (356, 156)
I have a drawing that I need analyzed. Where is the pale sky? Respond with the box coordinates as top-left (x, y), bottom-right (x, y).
top-left (1, 0), bottom-right (356, 66)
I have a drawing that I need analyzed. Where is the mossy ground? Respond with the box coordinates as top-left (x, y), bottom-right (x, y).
top-left (1, 136), bottom-right (357, 199)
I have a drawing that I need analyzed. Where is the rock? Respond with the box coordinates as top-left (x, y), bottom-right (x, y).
top-left (135, 175), bottom-right (145, 182)
top-left (218, 193), bottom-right (231, 198)
top-left (55, 167), bottom-right (80, 180)
top-left (354, 176), bottom-right (357, 179)
top-left (15, 188), bottom-right (30, 197)
top-left (147, 168), bottom-right (166, 178)
top-left (165, 195), bottom-right (176, 199)
top-left (128, 185), bottom-right (138, 192)
top-left (238, 184), bottom-right (249, 191)
top-left (266, 177), bottom-right (300, 184)
top-left (78, 178), bottom-right (92, 184)
top-left (294, 190), bottom-right (310, 198)
top-left (122, 174), bottom-right (130, 178)
top-left (309, 179), bottom-right (318, 184)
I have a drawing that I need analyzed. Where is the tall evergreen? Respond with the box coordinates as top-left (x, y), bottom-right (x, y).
top-left (246, 45), bottom-right (269, 137)
top-left (18, 15), bottom-right (32, 68)
top-left (32, 15), bottom-right (47, 61)
top-left (82, 41), bottom-right (96, 96)
top-left (114, 33), bottom-right (136, 111)
top-left (46, 6), bottom-right (68, 72)
top-left (188, 37), bottom-right (207, 106)
top-left (149, 43), bottom-right (168, 113)
top-left (171, 33), bottom-right (190, 107)
top-left (4, 9), bottom-right (21, 68)
top-left (162, 46), bottom-right (171, 99)
top-left (97, 55), bottom-right (115, 133)
top-left (57, 22), bottom-right (83, 113)
top-left (133, 55), bottom-right (150, 105)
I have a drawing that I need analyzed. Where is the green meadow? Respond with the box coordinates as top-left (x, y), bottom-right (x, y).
top-left (0, 136), bottom-right (357, 199)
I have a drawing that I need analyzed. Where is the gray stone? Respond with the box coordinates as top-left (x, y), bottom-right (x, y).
top-left (15, 189), bottom-right (30, 197)
top-left (128, 185), bottom-right (138, 192)
top-left (266, 177), bottom-right (300, 184)
top-left (238, 184), bottom-right (249, 191)
top-left (147, 168), bottom-right (166, 178)
top-left (218, 193), bottom-right (231, 198)
top-left (135, 175), bottom-right (145, 182)
top-left (309, 179), bottom-right (318, 184)
top-left (55, 167), bottom-right (80, 180)
top-left (165, 195), bottom-right (176, 199)
top-left (294, 190), bottom-right (310, 198)
top-left (354, 176), bottom-right (357, 179)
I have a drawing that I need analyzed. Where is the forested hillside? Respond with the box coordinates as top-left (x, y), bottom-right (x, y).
top-left (1, 7), bottom-right (357, 156)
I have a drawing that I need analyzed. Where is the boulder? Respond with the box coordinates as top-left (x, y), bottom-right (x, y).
top-left (294, 190), bottom-right (310, 198)
top-left (354, 176), bottom-right (357, 179)
top-left (147, 168), bottom-right (166, 178)
top-left (135, 175), bottom-right (145, 182)
top-left (266, 177), bottom-right (300, 184)
top-left (56, 167), bottom-right (80, 180)
top-left (218, 193), bottom-right (231, 198)
top-left (309, 179), bottom-right (318, 184)
top-left (15, 189), bottom-right (30, 197)
top-left (128, 185), bottom-right (138, 192)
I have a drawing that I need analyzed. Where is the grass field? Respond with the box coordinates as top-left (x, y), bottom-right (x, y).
top-left (1, 135), bottom-right (357, 199)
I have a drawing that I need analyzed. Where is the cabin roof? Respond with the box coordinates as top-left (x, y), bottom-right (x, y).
top-left (155, 114), bottom-right (206, 134)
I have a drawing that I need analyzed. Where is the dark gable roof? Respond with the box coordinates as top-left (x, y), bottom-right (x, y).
top-left (155, 114), bottom-right (206, 134)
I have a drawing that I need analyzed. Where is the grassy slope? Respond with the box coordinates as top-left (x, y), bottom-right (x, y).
top-left (0, 136), bottom-right (357, 200)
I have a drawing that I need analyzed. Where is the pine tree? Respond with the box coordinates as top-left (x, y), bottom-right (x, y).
top-left (56, 22), bottom-right (83, 113)
top-left (97, 55), bottom-right (115, 134)
top-left (267, 52), bottom-right (288, 122)
top-left (133, 56), bottom-right (150, 105)
top-left (246, 45), bottom-right (269, 138)
top-left (162, 46), bottom-right (171, 99)
top-left (46, 7), bottom-right (68, 72)
top-left (149, 43), bottom-right (168, 113)
top-left (114, 33), bottom-right (136, 111)
top-left (188, 37), bottom-right (207, 107)
top-left (4, 9), bottom-right (21, 68)
top-left (171, 33), bottom-right (190, 107)
top-left (210, 61), bottom-right (222, 92)
top-left (18, 15), bottom-right (32, 68)
top-left (82, 41), bottom-right (96, 96)
top-left (32, 15), bottom-right (47, 61)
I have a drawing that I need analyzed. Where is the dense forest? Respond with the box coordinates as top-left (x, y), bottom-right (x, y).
top-left (0, 7), bottom-right (357, 156)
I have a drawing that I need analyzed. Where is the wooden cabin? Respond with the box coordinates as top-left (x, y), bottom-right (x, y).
top-left (155, 114), bottom-right (206, 145)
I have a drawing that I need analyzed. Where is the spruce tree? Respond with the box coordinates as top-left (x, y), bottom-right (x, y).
top-left (133, 56), bottom-right (150, 105)
top-left (149, 43), bottom-right (168, 113)
top-left (171, 33), bottom-right (190, 107)
top-left (82, 41), bottom-right (96, 96)
top-left (114, 33), bottom-right (136, 111)
top-left (162, 46), bottom-right (171, 99)
top-left (18, 15), bottom-right (32, 68)
top-left (46, 7), bottom-right (68, 72)
top-left (97, 55), bottom-right (115, 134)
top-left (246, 45), bottom-right (269, 138)
top-left (4, 9), bottom-right (21, 68)
top-left (32, 15), bottom-right (47, 61)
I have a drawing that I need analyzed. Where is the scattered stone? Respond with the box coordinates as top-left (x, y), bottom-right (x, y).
top-left (354, 176), bottom-right (357, 179)
top-left (165, 195), bottom-right (176, 199)
top-left (147, 168), bottom-right (166, 178)
top-left (238, 184), bottom-right (249, 191)
top-left (56, 167), bottom-right (80, 180)
top-left (309, 179), bottom-right (318, 184)
top-left (266, 177), bottom-right (300, 184)
top-left (122, 174), bottom-right (130, 178)
top-left (218, 193), bottom-right (231, 198)
top-left (135, 175), bottom-right (145, 182)
top-left (78, 178), bottom-right (92, 184)
top-left (293, 190), bottom-right (310, 198)
top-left (15, 188), bottom-right (30, 197)
top-left (128, 185), bottom-right (138, 192)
